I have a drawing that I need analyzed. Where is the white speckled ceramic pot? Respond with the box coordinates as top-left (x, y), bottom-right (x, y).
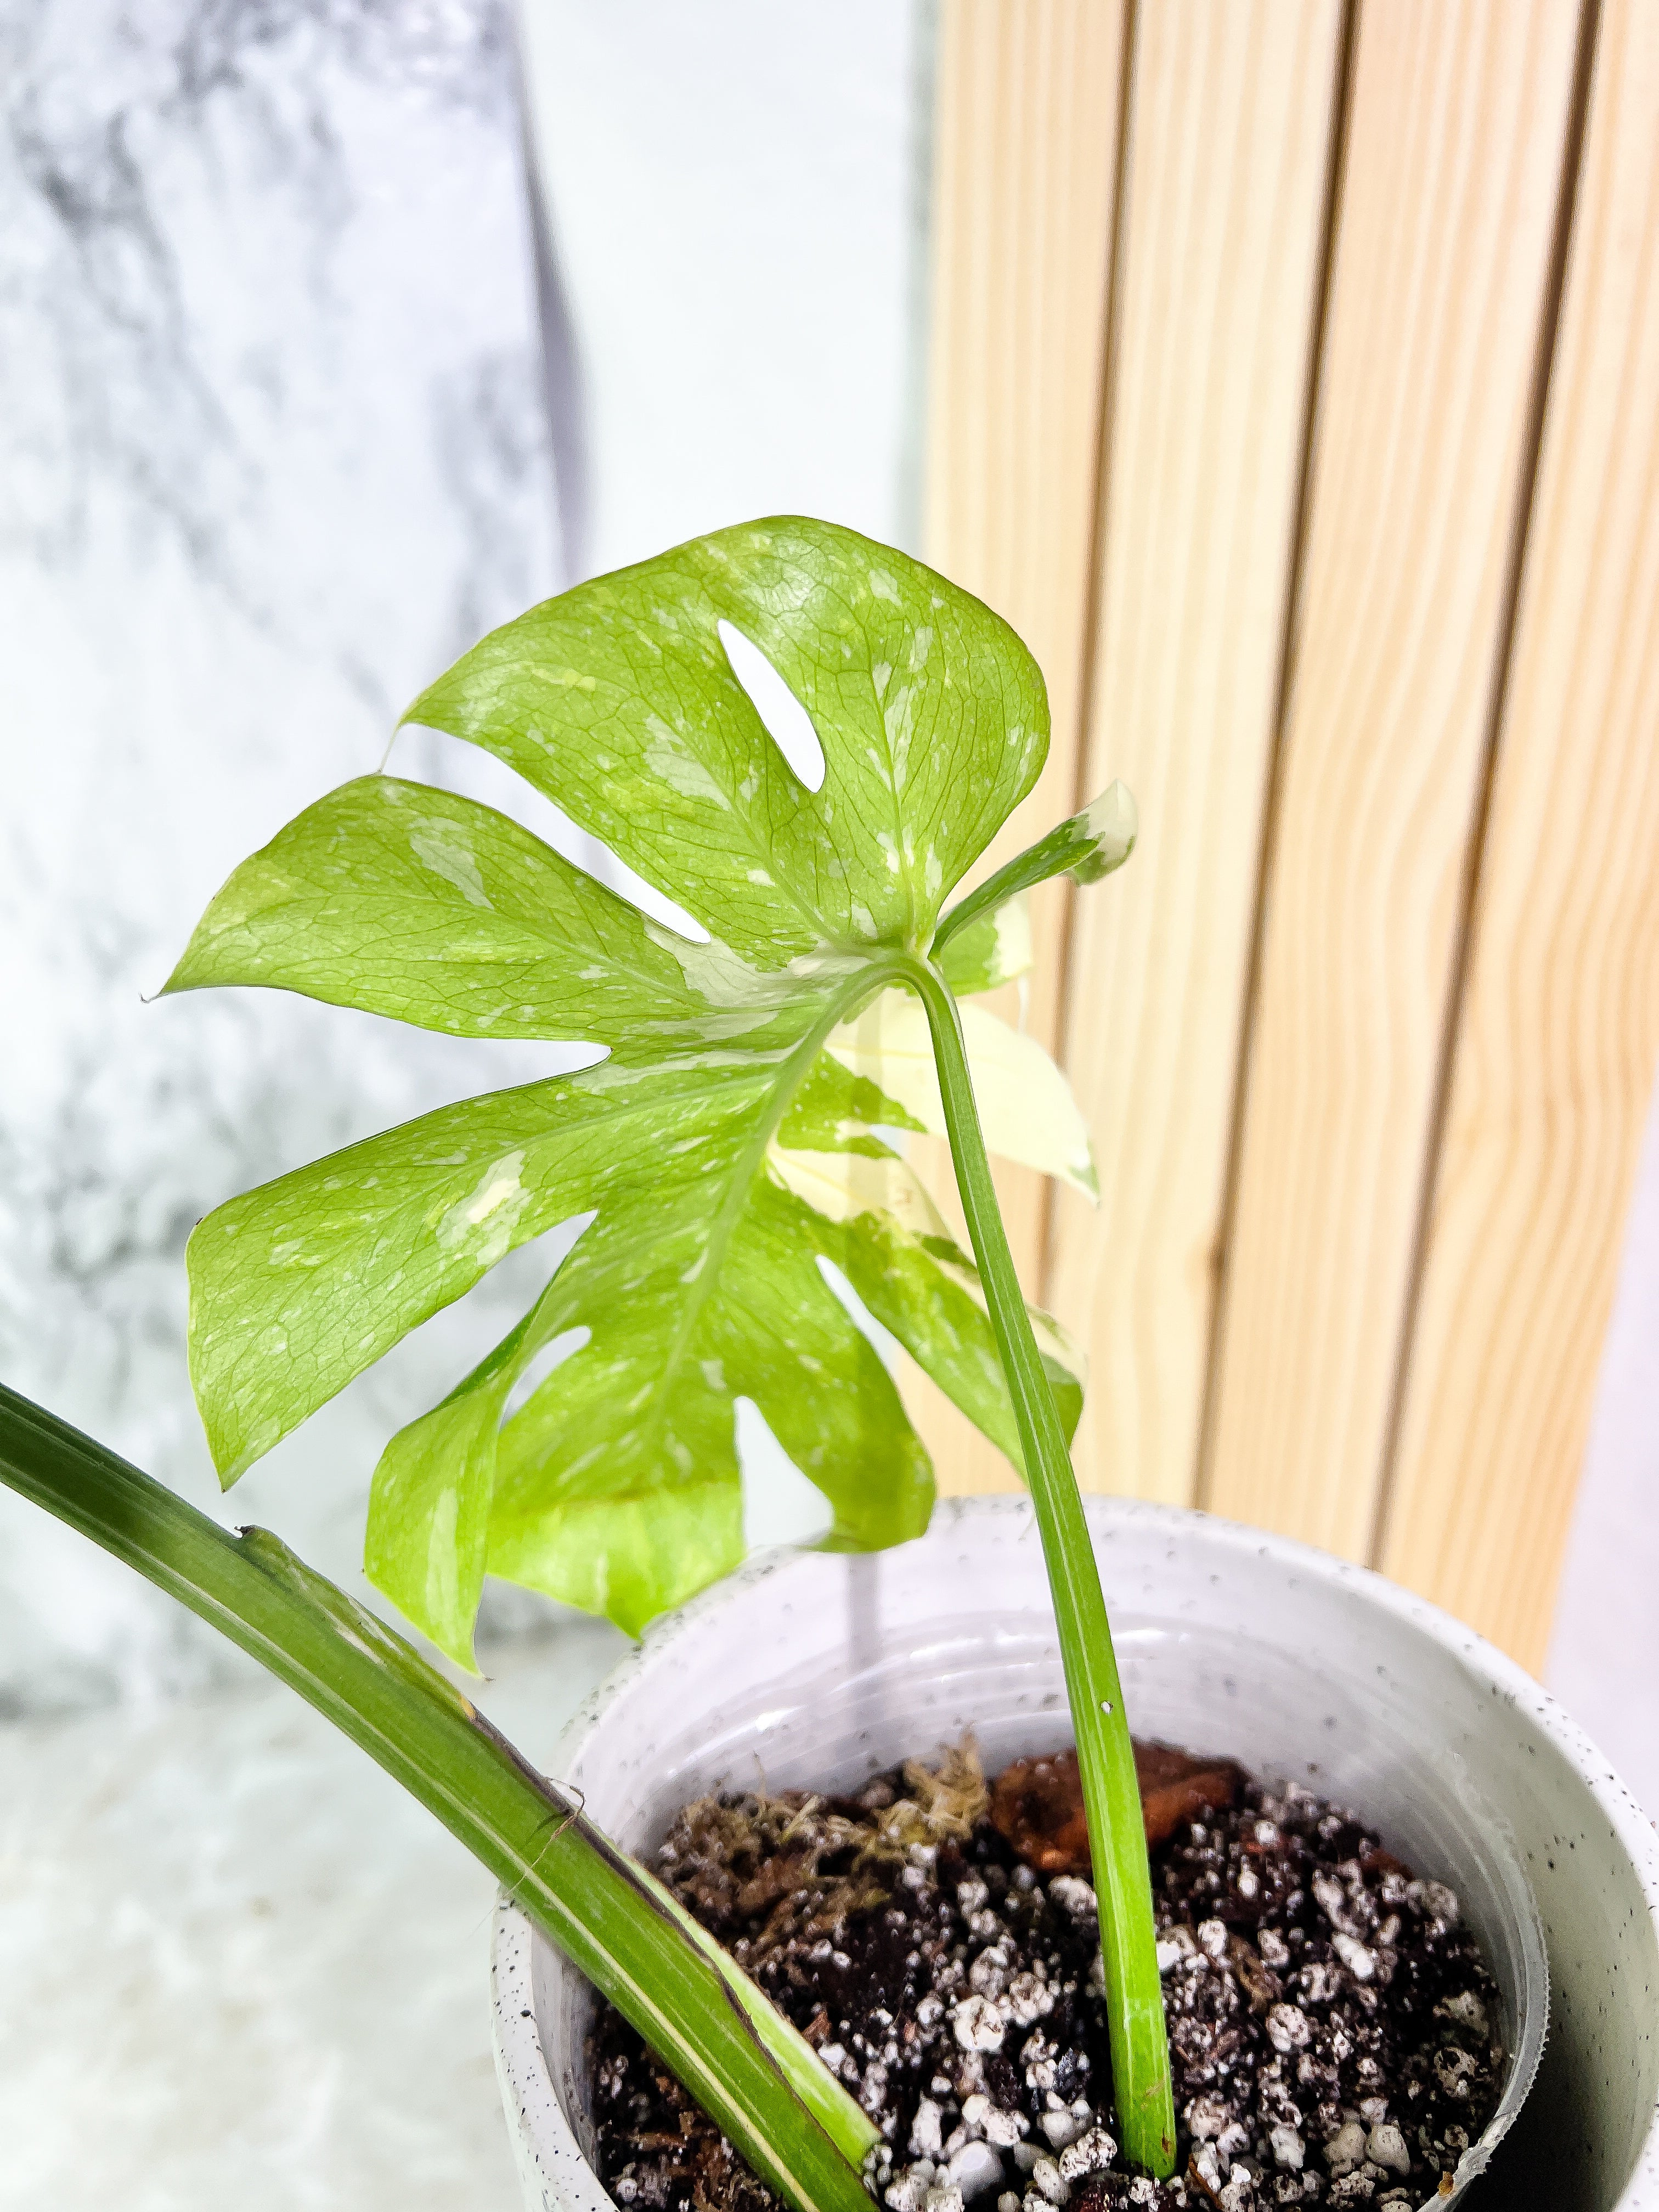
top-left (492, 1498), bottom-right (1659, 2211)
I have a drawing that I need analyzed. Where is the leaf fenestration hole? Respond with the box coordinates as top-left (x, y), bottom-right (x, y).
top-left (816, 1255), bottom-right (902, 1375)
top-left (394, 726), bottom-right (712, 944)
top-left (503, 1324), bottom-right (591, 1423)
top-left (716, 619), bottom-right (826, 793)
top-left (736, 1397), bottom-right (834, 1551)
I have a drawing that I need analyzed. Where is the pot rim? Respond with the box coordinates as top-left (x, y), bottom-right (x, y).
top-left (492, 1494), bottom-right (1659, 2209)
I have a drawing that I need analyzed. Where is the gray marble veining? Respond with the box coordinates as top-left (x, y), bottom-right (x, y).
top-left (0, 0), bottom-right (565, 1712)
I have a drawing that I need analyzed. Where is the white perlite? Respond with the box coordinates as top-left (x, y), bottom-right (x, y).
top-left (1057, 2126), bottom-right (1117, 2185)
top-left (1332, 1931), bottom-right (1377, 1982)
top-left (969, 1947), bottom-right (1013, 1999)
top-left (1020, 2032), bottom-right (1058, 2091)
top-left (1269, 2121), bottom-right (1306, 2171)
top-left (1039, 2109), bottom-right (1085, 2149)
top-left (946, 2143), bottom-right (1004, 2202)
top-left (1005, 1971), bottom-right (1053, 2026)
top-left (1324, 2119), bottom-right (1367, 2175)
top-left (1265, 2001), bottom-right (1312, 2052)
top-left (1185, 2095), bottom-right (1229, 2141)
top-left (1438, 1988), bottom-right (1488, 2036)
top-left (1367, 2121), bottom-right (1412, 2175)
top-left (1047, 1876), bottom-right (1096, 1921)
top-left (1408, 1878), bottom-right (1460, 1932)
top-left (951, 1995), bottom-right (1007, 2052)
top-left (962, 2093), bottom-right (1029, 2148)
top-left (1027, 2153), bottom-right (1068, 2205)
top-left (1434, 2045), bottom-right (1481, 2099)
top-left (1190, 2144), bottom-right (1223, 2195)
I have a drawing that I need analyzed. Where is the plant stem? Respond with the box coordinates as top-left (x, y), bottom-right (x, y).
top-left (0, 1383), bottom-right (876, 2212)
top-left (894, 956), bottom-right (1176, 2177)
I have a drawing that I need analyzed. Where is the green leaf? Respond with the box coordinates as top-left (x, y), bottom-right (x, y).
top-left (764, 1142), bottom-right (1085, 1470)
top-left (179, 517), bottom-right (1091, 1659)
top-left (933, 781), bottom-right (1137, 957)
top-left (935, 888), bottom-right (1032, 995)
top-left (162, 775), bottom-right (797, 1055)
top-left (484, 1171), bottom-right (932, 1628)
top-left (187, 1059), bottom-right (787, 1483)
top-left (160, 515), bottom-right (1171, 2167)
top-left (402, 515), bottom-right (1048, 964)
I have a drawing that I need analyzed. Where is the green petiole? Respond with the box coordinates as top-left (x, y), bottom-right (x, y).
top-left (0, 1383), bottom-right (877, 2211)
top-left (894, 953), bottom-right (1176, 2178)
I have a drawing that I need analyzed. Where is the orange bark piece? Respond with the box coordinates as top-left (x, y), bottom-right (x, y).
top-left (989, 1741), bottom-right (1244, 1872)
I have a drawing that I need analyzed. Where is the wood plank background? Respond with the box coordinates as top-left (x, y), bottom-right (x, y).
top-left (1377, 0), bottom-right (1659, 1672)
top-left (1049, 0), bottom-right (1344, 1504)
top-left (1203, 0), bottom-right (1583, 1556)
top-left (912, 0), bottom-right (1131, 1493)
top-left (917, 0), bottom-right (1659, 1672)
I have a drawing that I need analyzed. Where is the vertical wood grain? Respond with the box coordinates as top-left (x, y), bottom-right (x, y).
top-left (1046, 0), bottom-right (1345, 1503)
top-left (916, 0), bottom-right (1129, 1492)
top-left (1378, 0), bottom-right (1659, 1671)
top-left (1203, 0), bottom-right (1583, 1558)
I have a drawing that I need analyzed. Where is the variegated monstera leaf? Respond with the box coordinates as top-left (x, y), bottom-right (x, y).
top-left (167, 518), bottom-right (1134, 1661)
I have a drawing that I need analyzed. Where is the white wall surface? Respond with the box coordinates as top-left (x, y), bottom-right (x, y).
top-left (516, 0), bottom-right (927, 578)
top-left (1546, 1077), bottom-right (1659, 1818)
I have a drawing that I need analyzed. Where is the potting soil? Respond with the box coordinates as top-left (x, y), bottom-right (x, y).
top-left (588, 1741), bottom-right (1503, 2211)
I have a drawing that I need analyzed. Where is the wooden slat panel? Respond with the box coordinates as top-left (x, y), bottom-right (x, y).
top-left (1379, 0), bottom-right (1659, 1671)
top-left (916, 0), bottom-right (1128, 1492)
top-left (1203, 0), bottom-right (1583, 1557)
top-left (1046, 0), bottom-right (1345, 1503)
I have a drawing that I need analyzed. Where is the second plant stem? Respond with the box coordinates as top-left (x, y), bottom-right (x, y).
top-left (896, 953), bottom-right (1176, 2179)
top-left (0, 1385), bottom-right (876, 2212)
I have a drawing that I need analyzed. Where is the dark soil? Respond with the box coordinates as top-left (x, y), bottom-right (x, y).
top-left (589, 1741), bottom-right (1504, 2212)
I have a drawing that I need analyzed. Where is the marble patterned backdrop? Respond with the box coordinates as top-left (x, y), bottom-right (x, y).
top-left (0, 0), bottom-right (568, 1713)
top-left (0, 0), bottom-right (928, 1734)
top-left (0, 11), bottom-right (928, 2200)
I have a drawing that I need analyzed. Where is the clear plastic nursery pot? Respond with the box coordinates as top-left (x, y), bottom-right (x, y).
top-left (492, 1498), bottom-right (1659, 2212)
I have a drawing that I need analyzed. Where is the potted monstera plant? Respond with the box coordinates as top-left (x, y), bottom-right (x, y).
top-left (4, 520), bottom-right (1656, 2211)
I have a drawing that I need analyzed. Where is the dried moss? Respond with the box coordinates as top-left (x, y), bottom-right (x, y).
top-left (656, 1740), bottom-right (988, 1962)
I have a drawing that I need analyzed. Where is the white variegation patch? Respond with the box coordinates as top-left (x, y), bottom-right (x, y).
top-left (926, 1245), bottom-right (1088, 1398)
top-left (825, 992), bottom-right (1098, 1201)
top-left (1075, 780), bottom-right (1137, 880)
top-left (765, 1143), bottom-right (950, 1240)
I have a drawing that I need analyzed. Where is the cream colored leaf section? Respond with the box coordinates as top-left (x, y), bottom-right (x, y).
top-left (926, 1239), bottom-right (1089, 1396)
top-left (825, 991), bottom-right (1098, 1200)
top-left (765, 1141), bottom-right (1089, 1401)
top-left (985, 890), bottom-right (1034, 981)
top-left (764, 1143), bottom-right (952, 1240)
